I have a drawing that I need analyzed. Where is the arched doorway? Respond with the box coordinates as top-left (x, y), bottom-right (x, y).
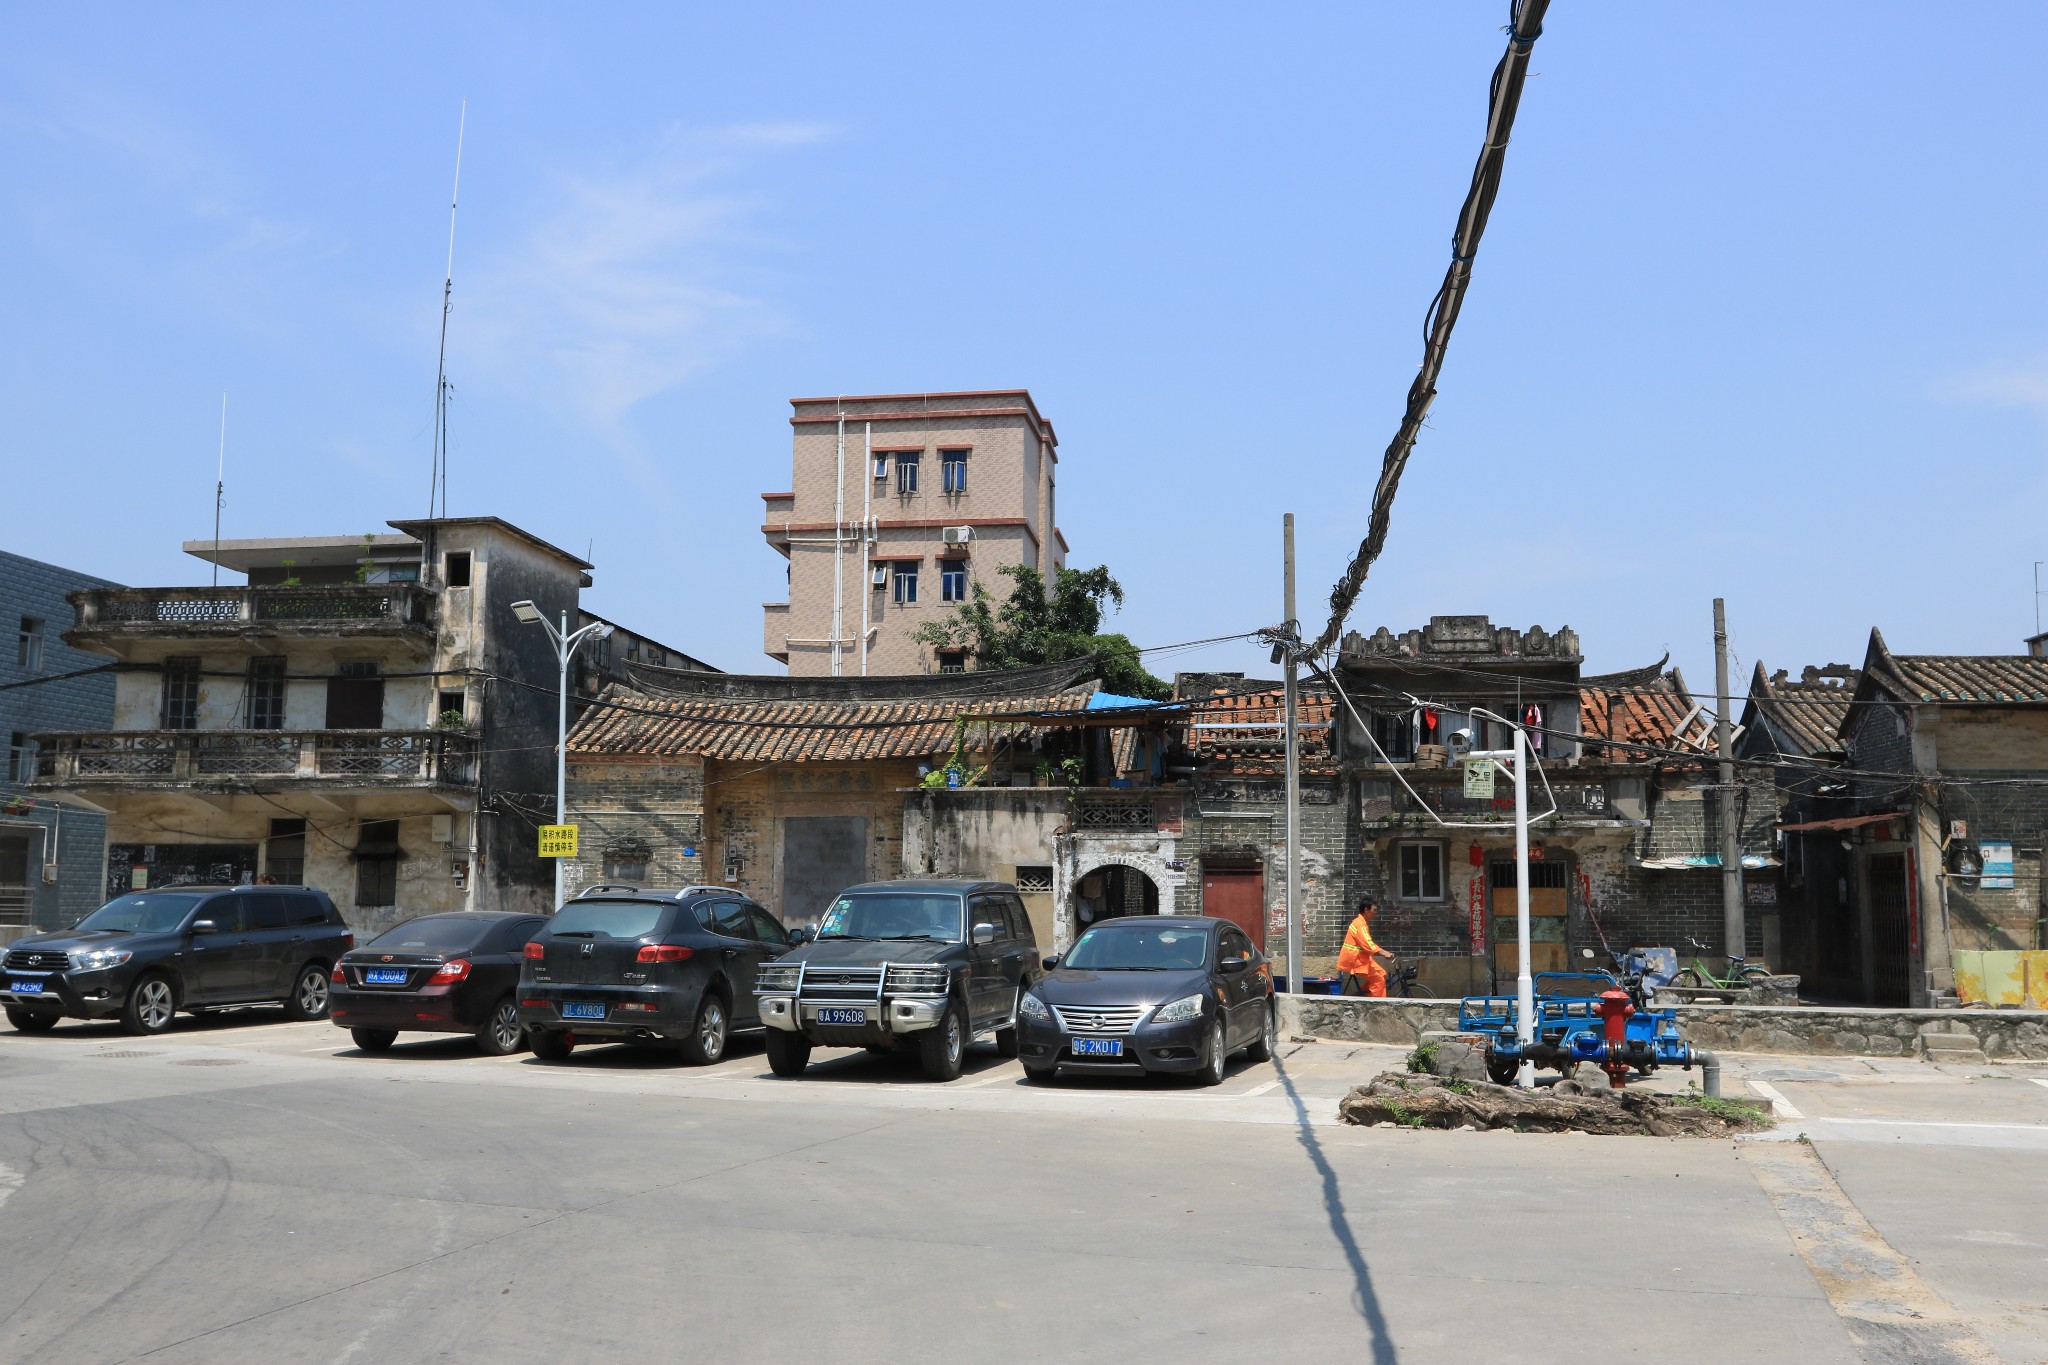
top-left (1074, 863), bottom-right (1159, 935)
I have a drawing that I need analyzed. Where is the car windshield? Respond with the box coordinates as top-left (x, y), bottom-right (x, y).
top-left (545, 901), bottom-right (670, 940)
top-left (817, 893), bottom-right (963, 942)
top-left (74, 894), bottom-right (202, 935)
top-left (367, 917), bottom-right (488, 954)
top-left (1065, 924), bottom-right (1210, 971)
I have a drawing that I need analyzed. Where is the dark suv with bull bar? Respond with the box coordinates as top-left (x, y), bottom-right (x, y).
top-left (753, 879), bottom-right (1038, 1082)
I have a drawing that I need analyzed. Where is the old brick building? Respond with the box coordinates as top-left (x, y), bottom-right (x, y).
top-left (760, 390), bottom-right (1067, 676)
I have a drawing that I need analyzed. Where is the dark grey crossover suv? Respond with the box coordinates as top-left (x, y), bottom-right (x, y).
top-left (1, 885), bottom-right (354, 1035)
top-left (518, 885), bottom-right (796, 1065)
top-left (753, 879), bottom-right (1039, 1082)
top-left (1017, 915), bottom-right (1273, 1085)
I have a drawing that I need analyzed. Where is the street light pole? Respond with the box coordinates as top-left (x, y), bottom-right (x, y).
top-left (511, 600), bottom-right (611, 910)
top-left (1464, 715), bottom-right (1535, 1087)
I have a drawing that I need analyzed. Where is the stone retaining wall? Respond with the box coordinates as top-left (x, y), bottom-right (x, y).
top-left (1275, 996), bottom-right (2048, 1061)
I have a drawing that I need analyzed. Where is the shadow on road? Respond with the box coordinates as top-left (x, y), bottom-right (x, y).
top-left (1273, 1049), bottom-right (1398, 1363)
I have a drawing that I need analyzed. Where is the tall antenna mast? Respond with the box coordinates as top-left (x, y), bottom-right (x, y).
top-left (212, 392), bottom-right (227, 589)
top-left (428, 100), bottom-right (467, 519)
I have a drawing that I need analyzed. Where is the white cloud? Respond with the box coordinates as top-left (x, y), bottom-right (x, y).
top-left (1939, 355), bottom-right (2048, 414)
top-left (461, 121), bottom-right (832, 429)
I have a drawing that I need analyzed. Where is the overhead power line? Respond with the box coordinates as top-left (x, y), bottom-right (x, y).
top-left (1300, 0), bottom-right (1551, 662)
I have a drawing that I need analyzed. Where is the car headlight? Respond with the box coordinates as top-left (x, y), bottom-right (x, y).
top-left (70, 947), bottom-right (133, 971)
top-left (1152, 994), bottom-right (1205, 1024)
top-left (1017, 992), bottom-right (1050, 1021)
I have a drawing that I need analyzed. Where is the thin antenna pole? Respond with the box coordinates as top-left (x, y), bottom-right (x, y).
top-left (429, 100), bottom-right (467, 519)
top-left (212, 393), bottom-right (227, 589)
top-left (2035, 561), bottom-right (2043, 637)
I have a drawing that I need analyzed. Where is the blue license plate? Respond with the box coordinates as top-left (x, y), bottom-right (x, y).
top-left (10, 980), bottom-right (44, 995)
top-left (815, 1007), bottom-right (866, 1026)
top-left (560, 1002), bottom-right (606, 1020)
top-left (364, 968), bottom-right (408, 985)
top-left (1073, 1038), bottom-right (1124, 1057)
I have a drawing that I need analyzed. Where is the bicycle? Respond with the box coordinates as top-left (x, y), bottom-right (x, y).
top-left (1667, 936), bottom-right (1773, 991)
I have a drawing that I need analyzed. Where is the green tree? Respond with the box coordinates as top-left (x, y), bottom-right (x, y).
top-left (912, 564), bottom-right (1170, 700)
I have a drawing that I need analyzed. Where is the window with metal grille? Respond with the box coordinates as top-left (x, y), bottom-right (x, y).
top-left (941, 449), bottom-right (968, 493)
top-left (892, 562), bottom-right (919, 604)
top-left (1397, 842), bottom-right (1445, 901)
top-left (1014, 865), bottom-right (1053, 893)
top-left (896, 452), bottom-right (920, 495)
top-left (245, 657), bottom-right (287, 730)
top-left (16, 618), bottom-right (44, 674)
top-left (161, 657), bottom-right (201, 730)
top-left (937, 650), bottom-right (966, 674)
top-left (266, 818), bottom-right (306, 885)
top-left (940, 563), bottom-right (967, 602)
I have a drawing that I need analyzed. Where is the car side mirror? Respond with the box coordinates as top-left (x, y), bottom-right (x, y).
top-left (1220, 954), bottom-right (1250, 974)
top-left (972, 923), bottom-right (997, 946)
top-left (787, 926), bottom-right (813, 946)
top-left (190, 919), bottom-right (217, 935)
top-left (1042, 955), bottom-right (1059, 971)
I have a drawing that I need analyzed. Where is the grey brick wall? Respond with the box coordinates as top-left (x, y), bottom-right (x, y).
top-left (0, 550), bottom-right (119, 927)
top-left (563, 756), bottom-right (708, 899)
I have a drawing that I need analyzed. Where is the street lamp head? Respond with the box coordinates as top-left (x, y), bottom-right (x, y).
top-left (510, 599), bottom-right (543, 626)
top-left (591, 623), bottom-right (615, 641)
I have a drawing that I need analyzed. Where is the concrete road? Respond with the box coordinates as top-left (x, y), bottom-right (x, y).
top-left (0, 1013), bottom-right (2041, 1364)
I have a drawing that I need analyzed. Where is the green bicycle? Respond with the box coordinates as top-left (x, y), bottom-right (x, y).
top-left (1667, 936), bottom-right (1774, 990)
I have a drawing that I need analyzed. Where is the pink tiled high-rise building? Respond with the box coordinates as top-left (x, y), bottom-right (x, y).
top-left (761, 390), bottom-right (1067, 675)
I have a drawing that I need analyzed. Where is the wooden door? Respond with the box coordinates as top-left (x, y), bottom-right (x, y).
top-left (1202, 867), bottom-right (1266, 952)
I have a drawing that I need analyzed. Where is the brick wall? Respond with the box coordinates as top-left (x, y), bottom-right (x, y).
top-left (563, 755), bottom-right (709, 898)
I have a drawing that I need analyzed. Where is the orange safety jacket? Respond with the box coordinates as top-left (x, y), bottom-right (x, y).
top-left (1336, 916), bottom-right (1384, 976)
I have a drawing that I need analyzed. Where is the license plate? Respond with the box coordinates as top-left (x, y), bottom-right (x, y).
top-left (560, 1001), bottom-right (606, 1020)
top-left (815, 1007), bottom-right (866, 1026)
top-left (10, 980), bottom-right (43, 995)
top-left (1073, 1038), bottom-right (1124, 1057)
top-left (364, 968), bottom-right (408, 985)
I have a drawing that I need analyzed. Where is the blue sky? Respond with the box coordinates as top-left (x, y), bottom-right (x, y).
top-left (5, 4), bottom-right (2045, 691)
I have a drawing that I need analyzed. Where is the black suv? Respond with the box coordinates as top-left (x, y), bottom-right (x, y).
top-left (517, 885), bottom-right (796, 1065)
top-left (753, 879), bottom-right (1039, 1081)
top-left (1, 885), bottom-right (354, 1035)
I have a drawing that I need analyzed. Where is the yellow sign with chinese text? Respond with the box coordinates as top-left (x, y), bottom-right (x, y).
top-left (538, 824), bottom-right (579, 858)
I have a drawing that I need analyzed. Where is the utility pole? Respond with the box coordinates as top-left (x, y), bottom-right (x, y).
top-left (1713, 598), bottom-right (1744, 964)
top-left (1282, 514), bottom-right (1302, 996)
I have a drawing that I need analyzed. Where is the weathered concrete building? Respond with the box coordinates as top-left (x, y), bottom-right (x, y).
top-left (1, 549), bottom-right (118, 931)
top-left (29, 517), bottom-right (693, 932)
top-left (760, 390), bottom-right (1067, 676)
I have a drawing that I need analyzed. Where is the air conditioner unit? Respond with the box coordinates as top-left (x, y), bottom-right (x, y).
top-left (941, 526), bottom-right (974, 546)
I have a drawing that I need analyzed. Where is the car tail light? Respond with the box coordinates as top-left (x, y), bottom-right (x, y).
top-left (430, 959), bottom-right (472, 983)
top-left (520, 999), bottom-right (545, 1008)
top-left (524, 942), bottom-right (546, 960)
top-left (636, 944), bottom-right (693, 964)
top-left (330, 965), bottom-right (346, 984)
top-left (342, 934), bottom-right (355, 950)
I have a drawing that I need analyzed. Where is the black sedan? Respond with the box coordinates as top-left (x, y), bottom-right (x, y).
top-left (1016, 915), bottom-right (1274, 1085)
top-left (330, 912), bottom-right (547, 1055)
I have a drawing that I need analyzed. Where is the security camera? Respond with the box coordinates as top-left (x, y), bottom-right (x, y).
top-left (1449, 727), bottom-right (1474, 748)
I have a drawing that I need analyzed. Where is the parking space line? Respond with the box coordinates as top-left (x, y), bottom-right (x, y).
top-left (1239, 1080), bottom-right (1281, 1097)
top-left (2032, 1079), bottom-right (2048, 1094)
top-left (1747, 1079), bottom-right (1803, 1120)
top-left (952, 1072), bottom-right (1016, 1090)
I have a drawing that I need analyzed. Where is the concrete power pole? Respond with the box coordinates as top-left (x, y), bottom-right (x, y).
top-left (1282, 514), bottom-right (1303, 996)
top-left (1713, 598), bottom-right (1744, 963)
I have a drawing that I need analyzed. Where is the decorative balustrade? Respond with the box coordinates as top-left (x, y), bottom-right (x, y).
top-left (32, 730), bottom-right (477, 788)
top-left (1069, 792), bottom-right (1161, 831)
top-left (72, 585), bottom-right (435, 631)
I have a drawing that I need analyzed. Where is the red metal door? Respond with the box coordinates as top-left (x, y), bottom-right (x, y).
top-left (1202, 868), bottom-right (1266, 952)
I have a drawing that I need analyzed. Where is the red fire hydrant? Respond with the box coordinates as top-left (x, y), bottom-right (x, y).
top-left (1596, 988), bottom-right (1635, 1089)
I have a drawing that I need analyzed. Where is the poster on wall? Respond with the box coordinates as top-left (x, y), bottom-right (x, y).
top-left (1980, 841), bottom-right (2015, 890)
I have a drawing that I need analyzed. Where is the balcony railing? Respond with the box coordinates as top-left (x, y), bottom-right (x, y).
top-left (70, 585), bottom-right (435, 631)
top-left (32, 730), bottom-right (477, 787)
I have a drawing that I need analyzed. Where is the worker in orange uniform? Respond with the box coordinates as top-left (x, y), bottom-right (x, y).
top-left (1337, 898), bottom-right (1394, 997)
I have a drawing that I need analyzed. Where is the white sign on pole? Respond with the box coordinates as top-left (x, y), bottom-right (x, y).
top-left (1462, 758), bottom-right (1495, 799)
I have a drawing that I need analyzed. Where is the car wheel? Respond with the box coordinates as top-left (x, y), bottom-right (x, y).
top-left (120, 974), bottom-right (177, 1035)
top-left (283, 964), bottom-right (331, 1021)
top-left (1022, 1063), bottom-right (1057, 1084)
top-left (764, 1029), bottom-right (811, 1077)
top-left (993, 988), bottom-right (1022, 1059)
top-left (530, 1029), bottom-right (576, 1062)
top-left (351, 1028), bottom-right (398, 1052)
top-left (1195, 1017), bottom-right (1227, 1087)
top-left (5, 1006), bottom-right (58, 1033)
top-left (918, 1000), bottom-right (967, 1082)
top-left (679, 992), bottom-right (729, 1066)
top-left (1245, 1000), bottom-right (1276, 1063)
top-left (475, 995), bottom-right (524, 1057)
